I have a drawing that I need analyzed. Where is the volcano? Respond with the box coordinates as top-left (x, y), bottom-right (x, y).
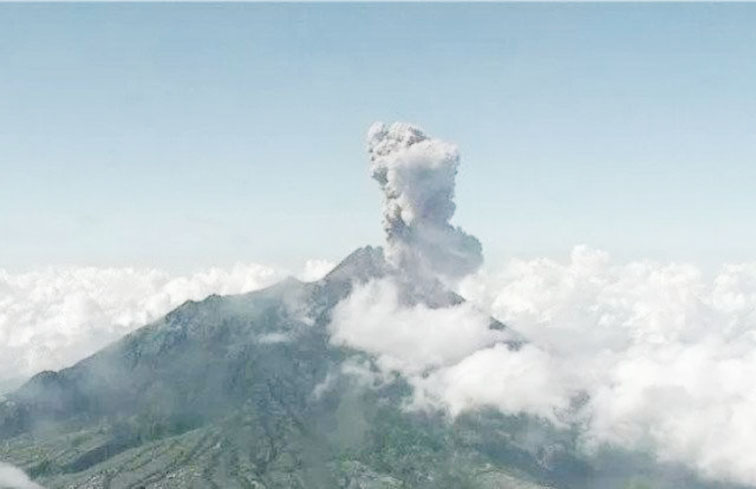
top-left (0, 247), bottom-right (563, 489)
top-left (0, 248), bottom-right (733, 489)
top-left (1, 122), bottom-right (742, 489)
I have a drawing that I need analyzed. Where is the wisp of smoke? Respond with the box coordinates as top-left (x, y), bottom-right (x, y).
top-left (0, 462), bottom-right (44, 489)
top-left (368, 122), bottom-right (482, 281)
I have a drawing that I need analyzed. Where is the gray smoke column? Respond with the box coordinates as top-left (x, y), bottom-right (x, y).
top-left (367, 122), bottom-right (482, 281)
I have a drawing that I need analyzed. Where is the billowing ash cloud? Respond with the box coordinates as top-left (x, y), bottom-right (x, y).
top-left (367, 122), bottom-right (482, 281)
top-left (0, 462), bottom-right (44, 489)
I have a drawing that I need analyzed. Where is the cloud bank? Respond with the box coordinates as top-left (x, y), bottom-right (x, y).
top-left (460, 247), bottom-right (756, 487)
top-left (0, 462), bottom-right (43, 489)
top-left (328, 277), bottom-right (567, 423)
top-left (329, 278), bottom-right (514, 377)
top-left (331, 246), bottom-right (756, 487)
top-left (0, 260), bottom-right (335, 387)
top-left (368, 122), bottom-right (482, 281)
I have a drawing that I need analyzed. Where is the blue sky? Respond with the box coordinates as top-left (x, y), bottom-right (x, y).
top-left (1, 3), bottom-right (755, 272)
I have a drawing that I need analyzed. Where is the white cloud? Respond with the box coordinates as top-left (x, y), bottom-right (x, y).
top-left (298, 259), bottom-right (336, 282)
top-left (329, 277), bottom-right (570, 423)
top-left (328, 246), bottom-right (756, 487)
top-left (327, 276), bottom-right (567, 427)
top-left (457, 246), bottom-right (756, 486)
top-left (329, 278), bottom-right (513, 376)
top-left (0, 462), bottom-right (43, 489)
top-left (416, 343), bottom-right (570, 424)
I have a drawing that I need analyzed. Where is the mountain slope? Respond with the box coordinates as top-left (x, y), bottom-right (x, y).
top-left (0, 247), bottom-right (736, 489)
top-left (0, 247), bottom-right (555, 489)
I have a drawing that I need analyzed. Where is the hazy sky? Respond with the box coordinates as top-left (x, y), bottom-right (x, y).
top-left (2, 3), bottom-right (755, 272)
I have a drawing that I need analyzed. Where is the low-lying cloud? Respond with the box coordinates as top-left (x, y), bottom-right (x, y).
top-left (328, 277), bottom-right (568, 424)
top-left (330, 246), bottom-right (756, 487)
top-left (460, 246), bottom-right (756, 487)
top-left (0, 462), bottom-right (43, 489)
top-left (329, 278), bottom-right (515, 376)
top-left (0, 260), bottom-right (334, 387)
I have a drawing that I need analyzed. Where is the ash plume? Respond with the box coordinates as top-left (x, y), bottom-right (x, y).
top-left (367, 122), bottom-right (482, 282)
